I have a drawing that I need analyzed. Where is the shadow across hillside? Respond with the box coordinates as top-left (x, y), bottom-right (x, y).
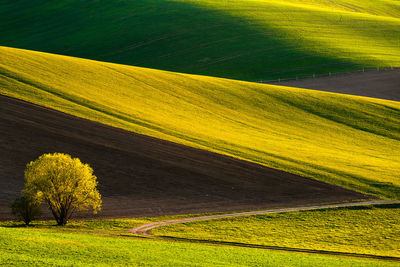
top-left (0, 0), bottom-right (361, 80)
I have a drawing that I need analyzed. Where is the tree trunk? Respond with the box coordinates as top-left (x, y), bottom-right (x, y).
top-left (57, 217), bottom-right (67, 226)
top-left (57, 206), bottom-right (69, 226)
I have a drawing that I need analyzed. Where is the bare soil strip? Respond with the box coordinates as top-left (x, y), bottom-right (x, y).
top-left (129, 200), bottom-right (400, 261)
top-left (0, 95), bottom-right (370, 220)
top-left (274, 69), bottom-right (400, 101)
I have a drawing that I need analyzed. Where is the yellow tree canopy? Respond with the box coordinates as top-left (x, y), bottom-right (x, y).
top-left (24, 153), bottom-right (101, 225)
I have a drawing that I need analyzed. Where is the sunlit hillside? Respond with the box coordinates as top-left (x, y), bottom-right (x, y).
top-left (1, 0), bottom-right (399, 80)
top-left (1, 46), bottom-right (399, 199)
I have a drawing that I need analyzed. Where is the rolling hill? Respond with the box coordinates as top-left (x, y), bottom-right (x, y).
top-left (0, 95), bottom-right (367, 219)
top-left (1, 46), bottom-right (399, 199)
top-left (1, 1), bottom-right (399, 265)
top-left (1, 0), bottom-right (400, 81)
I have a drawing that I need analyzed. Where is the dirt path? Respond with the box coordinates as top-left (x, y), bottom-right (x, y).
top-left (129, 200), bottom-right (399, 236)
top-left (129, 200), bottom-right (400, 261)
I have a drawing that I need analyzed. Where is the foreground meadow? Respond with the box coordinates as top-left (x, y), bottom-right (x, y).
top-left (153, 204), bottom-right (400, 257)
top-left (1, 46), bottom-right (399, 199)
top-left (0, 210), bottom-right (398, 266)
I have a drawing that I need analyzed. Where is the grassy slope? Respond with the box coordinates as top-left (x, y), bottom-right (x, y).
top-left (1, 46), bottom-right (399, 199)
top-left (1, 224), bottom-right (397, 266)
top-left (1, 0), bottom-right (400, 81)
top-left (154, 204), bottom-right (400, 257)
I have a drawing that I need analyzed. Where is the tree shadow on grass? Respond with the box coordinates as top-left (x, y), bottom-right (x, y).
top-left (0, 223), bottom-right (53, 228)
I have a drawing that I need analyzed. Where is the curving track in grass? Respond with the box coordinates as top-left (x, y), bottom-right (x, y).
top-left (129, 200), bottom-right (400, 261)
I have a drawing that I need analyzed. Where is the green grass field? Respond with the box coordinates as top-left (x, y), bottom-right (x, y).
top-left (1, 0), bottom-right (400, 80)
top-left (153, 204), bottom-right (400, 257)
top-left (1, 46), bottom-right (399, 199)
top-left (0, 213), bottom-right (398, 266)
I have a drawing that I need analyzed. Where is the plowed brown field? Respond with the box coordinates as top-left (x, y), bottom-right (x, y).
top-left (275, 69), bottom-right (399, 101)
top-left (0, 95), bottom-right (370, 220)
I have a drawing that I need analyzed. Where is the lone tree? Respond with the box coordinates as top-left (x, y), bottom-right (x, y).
top-left (23, 153), bottom-right (101, 226)
top-left (11, 195), bottom-right (42, 226)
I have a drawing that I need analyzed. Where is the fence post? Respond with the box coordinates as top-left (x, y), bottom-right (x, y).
top-left (256, 66), bottom-right (399, 85)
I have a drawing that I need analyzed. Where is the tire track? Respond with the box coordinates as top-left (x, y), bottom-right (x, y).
top-left (129, 200), bottom-right (400, 261)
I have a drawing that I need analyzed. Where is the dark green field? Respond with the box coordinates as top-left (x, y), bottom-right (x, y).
top-left (1, 0), bottom-right (400, 81)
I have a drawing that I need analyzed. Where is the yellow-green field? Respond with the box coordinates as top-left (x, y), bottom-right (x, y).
top-left (154, 204), bottom-right (400, 257)
top-left (1, 46), bottom-right (399, 199)
top-left (1, 0), bottom-right (400, 80)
